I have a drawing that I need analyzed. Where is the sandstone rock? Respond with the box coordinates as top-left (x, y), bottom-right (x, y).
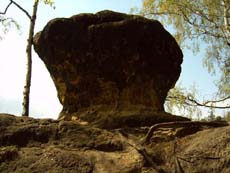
top-left (34, 10), bottom-right (183, 122)
top-left (0, 114), bottom-right (229, 173)
top-left (0, 114), bottom-right (143, 173)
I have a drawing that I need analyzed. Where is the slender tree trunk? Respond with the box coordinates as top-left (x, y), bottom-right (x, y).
top-left (223, 0), bottom-right (230, 44)
top-left (22, 0), bottom-right (39, 117)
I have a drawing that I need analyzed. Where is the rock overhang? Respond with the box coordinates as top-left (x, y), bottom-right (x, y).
top-left (34, 10), bottom-right (183, 122)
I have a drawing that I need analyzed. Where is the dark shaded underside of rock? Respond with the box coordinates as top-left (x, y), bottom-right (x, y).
top-left (34, 10), bottom-right (183, 122)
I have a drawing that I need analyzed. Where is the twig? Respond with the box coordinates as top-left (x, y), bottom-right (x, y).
top-left (203, 156), bottom-right (221, 160)
top-left (141, 121), bottom-right (229, 144)
top-left (187, 95), bottom-right (230, 109)
top-left (10, 0), bottom-right (31, 20)
top-left (175, 157), bottom-right (185, 173)
top-left (117, 131), bottom-right (162, 173)
top-left (0, 1), bottom-right (13, 15)
top-left (0, 0), bottom-right (31, 20)
top-left (126, 142), bottom-right (162, 173)
top-left (167, 95), bottom-right (230, 109)
top-left (177, 156), bottom-right (194, 164)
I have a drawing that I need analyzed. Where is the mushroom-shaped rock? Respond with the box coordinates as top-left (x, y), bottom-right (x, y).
top-left (34, 10), bottom-right (186, 126)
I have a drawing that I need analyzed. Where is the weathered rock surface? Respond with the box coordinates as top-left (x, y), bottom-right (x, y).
top-left (34, 10), bottom-right (183, 122)
top-left (0, 114), bottom-right (229, 173)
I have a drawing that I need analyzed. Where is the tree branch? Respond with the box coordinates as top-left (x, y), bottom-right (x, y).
top-left (186, 95), bottom-right (230, 109)
top-left (167, 95), bottom-right (230, 109)
top-left (201, 95), bottom-right (230, 104)
top-left (0, 0), bottom-right (31, 20)
top-left (143, 11), bottom-right (181, 16)
top-left (223, 0), bottom-right (230, 45)
top-left (141, 121), bottom-right (229, 144)
top-left (126, 142), bottom-right (161, 172)
top-left (10, 0), bottom-right (31, 20)
top-left (178, 6), bottom-right (227, 41)
top-left (180, 2), bottom-right (230, 45)
top-left (142, 2), bottom-right (230, 46)
top-left (0, 1), bottom-right (13, 15)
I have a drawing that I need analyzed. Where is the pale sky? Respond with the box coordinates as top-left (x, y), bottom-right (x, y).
top-left (0, 0), bottom-right (221, 119)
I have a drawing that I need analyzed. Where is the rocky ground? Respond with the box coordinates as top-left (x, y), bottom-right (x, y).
top-left (0, 113), bottom-right (230, 173)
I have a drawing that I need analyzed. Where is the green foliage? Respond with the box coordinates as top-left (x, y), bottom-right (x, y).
top-left (42, 0), bottom-right (55, 8)
top-left (218, 59), bottom-right (230, 96)
top-left (0, 16), bottom-right (20, 39)
top-left (165, 83), bottom-right (202, 119)
top-left (0, 0), bottom-right (54, 39)
top-left (141, 0), bottom-right (230, 96)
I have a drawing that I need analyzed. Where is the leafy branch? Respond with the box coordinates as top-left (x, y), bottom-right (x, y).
top-left (167, 95), bottom-right (230, 109)
top-left (186, 95), bottom-right (230, 109)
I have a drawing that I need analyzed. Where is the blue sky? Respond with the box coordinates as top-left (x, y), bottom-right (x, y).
top-left (0, 0), bottom-right (220, 119)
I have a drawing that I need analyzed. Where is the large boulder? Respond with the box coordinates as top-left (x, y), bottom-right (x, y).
top-left (34, 10), bottom-right (183, 122)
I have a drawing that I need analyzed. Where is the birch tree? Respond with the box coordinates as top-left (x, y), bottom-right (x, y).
top-left (0, 0), bottom-right (54, 117)
top-left (140, 0), bottom-right (230, 97)
top-left (139, 0), bottom-right (230, 116)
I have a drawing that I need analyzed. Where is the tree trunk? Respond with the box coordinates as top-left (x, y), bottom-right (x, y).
top-left (22, 0), bottom-right (39, 117)
top-left (223, 0), bottom-right (230, 44)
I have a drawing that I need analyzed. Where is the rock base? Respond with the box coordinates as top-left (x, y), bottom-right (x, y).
top-left (0, 114), bottom-right (229, 173)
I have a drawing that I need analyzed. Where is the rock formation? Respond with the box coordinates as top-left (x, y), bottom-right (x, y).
top-left (0, 114), bottom-right (229, 173)
top-left (34, 10), bottom-right (185, 125)
top-left (2, 11), bottom-right (230, 173)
